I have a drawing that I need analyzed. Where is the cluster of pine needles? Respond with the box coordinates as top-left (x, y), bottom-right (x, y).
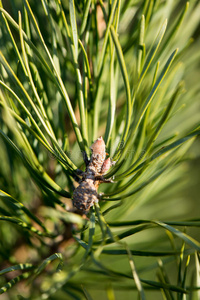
top-left (0, 0), bottom-right (200, 299)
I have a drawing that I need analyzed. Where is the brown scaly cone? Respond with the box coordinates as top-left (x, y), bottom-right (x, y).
top-left (72, 137), bottom-right (112, 215)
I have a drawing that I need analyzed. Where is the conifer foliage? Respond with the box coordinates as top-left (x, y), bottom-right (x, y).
top-left (0, 1), bottom-right (200, 299)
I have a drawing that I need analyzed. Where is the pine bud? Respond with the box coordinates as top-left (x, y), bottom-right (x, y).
top-left (90, 136), bottom-right (106, 156)
top-left (90, 137), bottom-right (106, 173)
top-left (101, 157), bottom-right (111, 174)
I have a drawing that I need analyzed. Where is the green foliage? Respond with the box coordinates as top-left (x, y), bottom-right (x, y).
top-left (0, 0), bottom-right (200, 299)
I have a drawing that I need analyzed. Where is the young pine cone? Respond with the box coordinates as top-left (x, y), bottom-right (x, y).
top-left (72, 179), bottom-right (98, 213)
top-left (72, 137), bottom-right (112, 214)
